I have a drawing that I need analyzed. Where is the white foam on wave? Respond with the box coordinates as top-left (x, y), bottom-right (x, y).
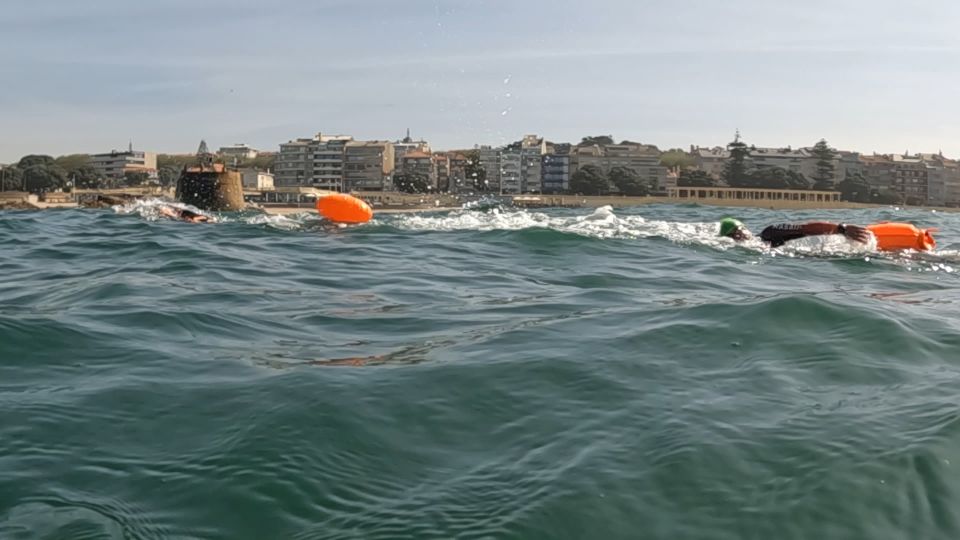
top-left (242, 212), bottom-right (306, 230)
top-left (397, 205), bottom-right (710, 240)
top-left (392, 205), bottom-right (888, 258)
top-left (111, 198), bottom-right (219, 222)
top-left (113, 198), bottom-right (317, 230)
top-left (113, 201), bottom-right (949, 268)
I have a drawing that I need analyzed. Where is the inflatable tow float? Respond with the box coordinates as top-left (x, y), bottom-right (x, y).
top-left (867, 222), bottom-right (937, 251)
top-left (316, 193), bottom-right (373, 224)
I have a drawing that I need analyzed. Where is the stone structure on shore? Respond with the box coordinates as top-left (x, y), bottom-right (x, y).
top-left (175, 140), bottom-right (245, 211)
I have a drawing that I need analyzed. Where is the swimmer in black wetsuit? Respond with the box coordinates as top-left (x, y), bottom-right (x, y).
top-left (718, 217), bottom-right (870, 247)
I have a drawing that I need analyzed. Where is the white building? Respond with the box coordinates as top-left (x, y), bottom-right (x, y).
top-left (692, 146), bottom-right (728, 179)
top-left (571, 142), bottom-right (667, 192)
top-left (750, 147), bottom-right (815, 178)
top-left (241, 169), bottom-right (275, 191)
top-left (693, 145), bottom-right (842, 186)
top-left (604, 143), bottom-right (666, 192)
top-left (90, 147), bottom-right (158, 179)
top-left (219, 144), bottom-right (259, 160)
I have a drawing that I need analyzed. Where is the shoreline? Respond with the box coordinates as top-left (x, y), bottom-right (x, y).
top-left (261, 206), bottom-right (462, 216)
top-left (259, 196), bottom-right (960, 215)
top-left (3, 197), bottom-right (957, 214)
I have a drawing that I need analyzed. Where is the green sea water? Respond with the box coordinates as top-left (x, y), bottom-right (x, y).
top-left (2, 201), bottom-right (960, 539)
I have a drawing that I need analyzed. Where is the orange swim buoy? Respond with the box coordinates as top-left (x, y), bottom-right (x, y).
top-left (866, 222), bottom-right (936, 251)
top-left (316, 193), bottom-right (373, 224)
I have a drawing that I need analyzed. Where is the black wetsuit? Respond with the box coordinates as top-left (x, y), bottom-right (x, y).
top-left (759, 224), bottom-right (809, 248)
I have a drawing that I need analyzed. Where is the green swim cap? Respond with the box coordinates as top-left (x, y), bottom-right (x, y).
top-left (719, 217), bottom-right (744, 237)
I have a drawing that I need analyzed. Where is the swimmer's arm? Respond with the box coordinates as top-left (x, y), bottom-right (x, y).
top-left (760, 222), bottom-right (868, 247)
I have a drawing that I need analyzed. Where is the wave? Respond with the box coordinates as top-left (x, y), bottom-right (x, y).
top-left (111, 198), bottom-right (217, 222)
top-left (388, 205), bottom-right (884, 256)
top-left (108, 200), bottom-right (957, 270)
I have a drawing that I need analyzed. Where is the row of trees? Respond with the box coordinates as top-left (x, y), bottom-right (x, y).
top-left (1, 155), bottom-right (106, 192)
top-left (1, 154), bottom-right (164, 192)
top-left (719, 137), bottom-right (838, 190)
top-left (1, 152), bottom-right (280, 193)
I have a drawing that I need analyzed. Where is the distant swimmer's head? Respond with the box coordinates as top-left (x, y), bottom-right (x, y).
top-left (719, 217), bottom-right (749, 241)
top-left (179, 209), bottom-right (209, 223)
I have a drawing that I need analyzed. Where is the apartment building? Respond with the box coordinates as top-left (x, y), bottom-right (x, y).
top-left (691, 146), bottom-right (728, 180)
top-left (343, 141), bottom-right (394, 191)
top-left (542, 143), bottom-right (571, 194)
top-left (571, 142), bottom-right (667, 192)
top-left (891, 154), bottom-right (928, 203)
top-left (275, 134), bottom-right (352, 190)
top-left (477, 146), bottom-right (501, 192)
top-left (400, 150), bottom-right (437, 189)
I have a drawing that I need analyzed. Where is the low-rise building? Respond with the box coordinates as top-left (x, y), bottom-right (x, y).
top-left (90, 147), bottom-right (158, 180)
top-left (218, 144), bottom-right (259, 160)
top-left (750, 147), bottom-right (813, 177)
top-left (691, 146), bottom-right (728, 179)
top-left (241, 169), bottom-right (275, 191)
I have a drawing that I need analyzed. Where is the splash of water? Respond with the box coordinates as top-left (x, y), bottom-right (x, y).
top-left (112, 200), bottom-right (953, 269)
top-left (111, 198), bottom-right (214, 222)
top-left (391, 205), bottom-right (887, 257)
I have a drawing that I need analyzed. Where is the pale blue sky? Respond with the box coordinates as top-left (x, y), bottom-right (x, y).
top-left (1, 0), bottom-right (958, 161)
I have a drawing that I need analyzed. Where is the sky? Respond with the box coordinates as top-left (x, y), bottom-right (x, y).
top-left (1, 0), bottom-right (959, 162)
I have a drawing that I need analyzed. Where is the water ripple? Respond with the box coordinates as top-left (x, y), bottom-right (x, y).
top-left (2, 204), bottom-right (960, 538)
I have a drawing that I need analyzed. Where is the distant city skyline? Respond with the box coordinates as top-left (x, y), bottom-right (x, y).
top-left (2, 0), bottom-right (960, 162)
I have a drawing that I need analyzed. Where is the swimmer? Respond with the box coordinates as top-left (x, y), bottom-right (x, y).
top-left (159, 205), bottom-right (210, 223)
top-left (719, 217), bottom-right (869, 247)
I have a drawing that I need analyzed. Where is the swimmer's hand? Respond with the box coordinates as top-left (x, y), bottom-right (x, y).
top-left (840, 224), bottom-right (870, 243)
